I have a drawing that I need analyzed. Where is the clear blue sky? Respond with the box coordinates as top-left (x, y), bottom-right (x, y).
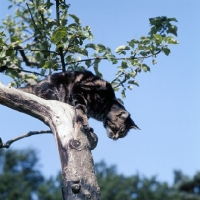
top-left (0, 0), bottom-right (200, 184)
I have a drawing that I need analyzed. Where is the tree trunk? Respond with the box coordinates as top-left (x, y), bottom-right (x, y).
top-left (0, 82), bottom-right (101, 200)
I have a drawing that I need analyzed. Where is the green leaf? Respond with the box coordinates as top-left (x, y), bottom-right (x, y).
top-left (23, 73), bottom-right (38, 80)
top-left (50, 26), bottom-right (67, 44)
top-left (164, 36), bottom-right (179, 44)
top-left (56, 44), bottom-right (64, 50)
top-left (76, 47), bottom-right (88, 56)
top-left (6, 49), bottom-right (14, 56)
top-left (85, 43), bottom-right (97, 50)
top-left (66, 55), bottom-right (73, 63)
top-left (105, 54), bottom-right (117, 64)
top-left (69, 14), bottom-right (81, 25)
top-left (149, 17), bottom-right (162, 26)
top-left (141, 37), bottom-right (151, 45)
top-left (96, 44), bottom-right (106, 53)
top-left (42, 61), bottom-right (51, 69)
top-left (127, 40), bottom-right (135, 48)
top-left (128, 80), bottom-right (139, 86)
top-left (93, 59), bottom-right (102, 78)
top-left (115, 45), bottom-right (130, 54)
top-left (139, 51), bottom-right (148, 56)
top-left (11, 36), bottom-right (21, 44)
top-left (85, 60), bottom-right (91, 68)
top-left (152, 59), bottom-right (157, 65)
top-left (149, 27), bottom-right (157, 35)
top-left (153, 34), bottom-right (163, 43)
top-left (46, 0), bottom-right (54, 9)
top-left (167, 25), bottom-right (178, 36)
top-left (142, 64), bottom-right (150, 72)
top-left (167, 18), bottom-right (178, 22)
top-left (128, 85), bottom-right (132, 90)
top-left (163, 47), bottom-right (170, 56)
top-left (121, 89), bottom-right (126, 99)
top-left (121, 61), bottom-right (128, 69)
top-left (0, 31), bottom-right (6, 37)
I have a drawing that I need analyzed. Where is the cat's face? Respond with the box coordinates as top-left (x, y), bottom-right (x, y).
top-left (103, 100), bottom-right (140, 140)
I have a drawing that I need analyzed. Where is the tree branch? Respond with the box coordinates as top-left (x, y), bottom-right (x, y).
top-left (55, 0), bottom-right (66, 72)
top-left (26, 2), bottom-right (50, 41)
top-left (111, 68), bottom-right (141, 89)
top-left (65, 49), bottom-right (162, 66)
top-left (0, 82), bottom-right (101, 199)
top-left (0, 65), bottom-right (47, 77)
top-left (15, 45), bottom-right (40, 67)
top-left (0, 130), bottom-right (52, 148)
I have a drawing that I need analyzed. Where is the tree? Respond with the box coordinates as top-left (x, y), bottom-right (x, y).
top-left (95, 161), bottom-right (182, 200)
top-left (0, 148), bottom-right (63, 200)
top-left (1, 148), bottom-right (200, 200)
top-left (0, 148), bottom-right (45, 200)
top-left (0, 0), bottom-right (178, 199)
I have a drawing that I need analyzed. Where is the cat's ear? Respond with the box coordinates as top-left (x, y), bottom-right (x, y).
top-left (129, 118), bottom-right (140, 130)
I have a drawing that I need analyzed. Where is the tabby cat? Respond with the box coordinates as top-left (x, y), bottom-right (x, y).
top-left (19, 71), bottom-right (139, 140)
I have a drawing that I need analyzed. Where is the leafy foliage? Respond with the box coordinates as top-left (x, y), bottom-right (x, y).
top-left (0, 148), bottom-right (62, 200)
top-left (0, 0), bottom-right (178, 98)
top-left (95, 161), bottom-right (200, 200)
top-left (1, 149), bottom-right (200, 200)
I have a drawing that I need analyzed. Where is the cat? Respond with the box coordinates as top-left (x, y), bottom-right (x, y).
top-left (19, 70), bottom-right (140, 140)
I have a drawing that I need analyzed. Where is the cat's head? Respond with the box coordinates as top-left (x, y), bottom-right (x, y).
top-left (103, 99), bottom-right (140, 140)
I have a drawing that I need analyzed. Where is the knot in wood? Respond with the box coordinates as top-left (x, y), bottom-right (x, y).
top-left (71, 183), bottom-right (81, 193)
top-left (86, 193), bottom-right (91, 199)
top-left (69, 139), bottom-right (82, 149)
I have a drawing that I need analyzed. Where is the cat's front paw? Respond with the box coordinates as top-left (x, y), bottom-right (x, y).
top-left (76, 110), bottom-right (90, 131)
top-left (81, 116), bottom-right (90, 132)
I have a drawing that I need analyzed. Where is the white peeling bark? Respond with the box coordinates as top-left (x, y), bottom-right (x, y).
top-left (0, 82), bottom-right (101, 200)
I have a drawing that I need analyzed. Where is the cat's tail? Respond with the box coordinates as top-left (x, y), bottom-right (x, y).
top-left (18, 85), bottom-right (35, 94)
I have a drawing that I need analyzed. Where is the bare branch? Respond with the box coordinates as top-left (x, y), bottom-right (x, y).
top-left (15, 45), bottom-right (40, 67)
top-left (110, 71), bottom-right (125, 85)
top-left (21, 35), bottom-right (35, 43)
top-left (65, 49), bottom-right (162, 66)
top-left (0, 130), bottom-right (52, 148)
top-left (26, 2), bottom-right (50, 41)
top-left (112, 68), bottom-right (141, 89)
top-left (55, 0), bottom-right (66, 72)
top-left (0, 65), bottom-right (47, 77)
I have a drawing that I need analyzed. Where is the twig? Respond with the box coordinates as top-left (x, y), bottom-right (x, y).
top-left (56, 0), bottom-right (60, 26)
top-left (21, 35), bottom-right (35, 43)
top-left (29, 49), bottom-right (57, 54)
top-left (55, 0), bottom-right (66, 72)
top-left (65, 50), bottom-right (162, 66)
top-left (0, 130), bottom-right (52, 148)
top-left (112, 67), bottom-right (141, 89)
top-left (110, 71), bottom-right (125, 84)
top-left (0, 45), bottom-right (57, 67)
top-left (15, 45), bottom-right (40, 67)
top-left (26, 3), bottom-right (42, 36)
top-left (26, 2), bottom-right (50, 41)
top-left (0, 65), bottom-right (47, 77)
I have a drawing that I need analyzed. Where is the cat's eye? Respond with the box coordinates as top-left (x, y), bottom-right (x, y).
top-left (117, 112), bottom-right (123, 118)
top-left (117, 111), bottom-right (129, 119)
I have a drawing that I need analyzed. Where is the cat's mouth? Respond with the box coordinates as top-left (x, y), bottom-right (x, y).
top-left (104, 122), bottom-right (120, 140)
top-left (103, 118), bottom-right (121, 140)
top-left (106, 127), bottom-right (119, 140)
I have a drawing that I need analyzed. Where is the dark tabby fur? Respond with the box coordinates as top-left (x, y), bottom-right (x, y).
top-left (19, 71), bottom-right (139, 140)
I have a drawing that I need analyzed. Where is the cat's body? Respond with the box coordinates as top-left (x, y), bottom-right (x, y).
top-left (19, 71), bottom-right (139, 140)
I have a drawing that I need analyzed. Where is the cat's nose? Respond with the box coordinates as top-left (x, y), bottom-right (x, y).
top-left (112, 133), bottom-right (119, 140)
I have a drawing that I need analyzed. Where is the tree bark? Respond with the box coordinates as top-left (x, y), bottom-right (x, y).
top-left (0, 82), bottom-right (101, 200)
